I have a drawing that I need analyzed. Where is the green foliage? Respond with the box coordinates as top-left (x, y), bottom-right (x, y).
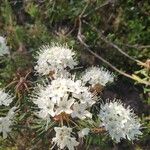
top-left (0, 0), bottom-right (150, 149)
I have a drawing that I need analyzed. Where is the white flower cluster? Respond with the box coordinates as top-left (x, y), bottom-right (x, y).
top-left (0, 107), bottom-right (16, 139)
top-left (0, 36), bottom-right (10, 56)
top-left (32, 78), bottom-right (96, 120)
top-left (99, 100), bottom-right (142, 142)
top-left (0, 89), bottom-right (16, 139)
top-left (35, 43), bottom-right (78, 77)
top-left (52, 126), bottom-right (79, 150)
top-left (82, 67), bottom-right (114, 86)
top-left (32, 43), bottom-right (142, 149)
top-left (0, 89), bottom-right (13, 106)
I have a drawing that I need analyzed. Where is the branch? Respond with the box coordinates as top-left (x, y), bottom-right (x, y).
top-left (77, 16), bottom-right (150, 85)
top-left (83, 20), bottom-right (147, 67)
top-left (119, 43), bottom-right (150, 49)
top-left (67, 1), bottom-right (89, 36)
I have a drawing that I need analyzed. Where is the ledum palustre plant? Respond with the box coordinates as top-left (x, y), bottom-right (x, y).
top-left (0, 39), bottom-right (143, 150)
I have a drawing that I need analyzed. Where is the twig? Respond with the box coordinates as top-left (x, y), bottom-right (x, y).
top-left (79, 2), bottom-right (89, 18)
top-left (78, 36), bottom-right (149, 85)
top-left (77, 15), bottom-right (149, 85)
top-left (119, 43), bottom-right (150, 49)
top-left (66, 2), bottom-right (89, 36)
top-left (83, 20), bottom-right (146, 67)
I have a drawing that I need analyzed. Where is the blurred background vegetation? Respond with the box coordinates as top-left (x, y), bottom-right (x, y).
top-left (0, 0), bottom-right (150, 149)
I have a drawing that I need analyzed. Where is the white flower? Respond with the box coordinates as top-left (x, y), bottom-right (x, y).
top-left (52, 126), bottom-right (79, 150)
top-left (98, 100), bottom-right (142, 142)
top-left (37, 109), bottom-right (52, 120)
top-left (78, 128), bottom-right (90, 138)
top-left (34, 93), bottom-right (55, 117)
top-left (0, 117), bottom-right (11, 139)
top-left (55, 95), bottom-right (75, 115)
top-left (32, 78), bottom-right (96, 120)
top-left (34, 43), bottom-right (78, 77)
top-left (0, 107), bottom-right (16, 139)
top-left (73, 91), bottom-right (96, 106)
top-left (0, 89), bottom-right (13, 106)
top-left (71, 102), bottom-right (92, 120)
top-left (7, 107), bottom-right (17, 118)
top-left (0, 36), bottom-right (10, 56)
top-left (82, 67), bottom-right (114, 86)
